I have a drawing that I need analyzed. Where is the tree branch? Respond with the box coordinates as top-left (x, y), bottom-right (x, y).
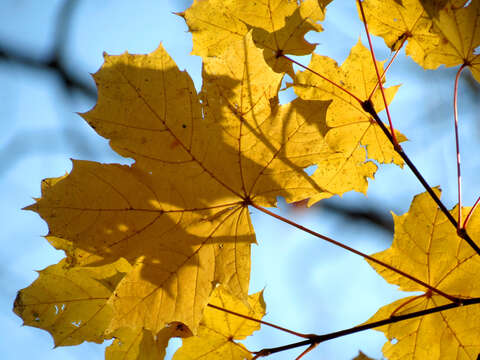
top-left (254, 297), bottom-right (480, 358)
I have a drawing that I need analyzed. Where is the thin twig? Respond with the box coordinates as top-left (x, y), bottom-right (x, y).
top-left (464, 195), bottom-right (480, 229)
top-left (295, 343), bottom-right (318, 360)
top-left (389, 293), bottom-right (428, 317)
top-left (368, 35), bottom-right (408, 100)
top-left (280, 9), bottom-right (479, 253)
top-left (250, 202), bottom-right (460, 303)
top-left (361, 99), bottom-right (480, 255)
top-left (253, 297), bottom-right (480, 358)
top-left (207, 304), bottom-right (313, 339)
top-left (358, 0), bottom-right (399, 146)
top-left (453, 64), bottom-right (467, 230)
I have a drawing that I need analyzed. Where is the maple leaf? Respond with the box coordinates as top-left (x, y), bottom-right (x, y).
top-left (420, 0), bottom-right (480, 81)
top-left (362, 0), bottom-right (480, 81)
top-left (172, 285), bottom-right (265, 360)
top-left (418, 0), bottom-right (450, 17)
top-left (291, 40), bottom-right (406, 203)
top-left (366, 189), bottom-right (480, 359)
top-left (105, 323), bottom-right (192, 360)
top-left (180, 0), bottom-right (332, 74)
top-left (358, 0), bottom-right (440, 56)
top-left (13, 258), bottom-right (131, 347)
top-left (22, 31), bottom-right (362, 340)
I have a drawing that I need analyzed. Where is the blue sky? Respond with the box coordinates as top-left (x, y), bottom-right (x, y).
top-left (1, 1), bottom-right (479, 359)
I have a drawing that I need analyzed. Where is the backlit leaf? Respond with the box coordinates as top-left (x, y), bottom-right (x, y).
top-left (172, 285), bottom-right (266, 360)
top-left (362, 0), bottom-right (480, 81)
top-left (23, 32), bottom-right (355, 338)
top-left (13, 258), bottom-right (131, 347)
top-left (358, 0), bottom-right (440, 58)
top-left (181, 0), bottom-right (332, 74)
top-left (366, 189), bottom-right (480, 359)
top-left (292, 40), bottom-right (406, 203)
top-left (105, 323), bottom-right (192, 360)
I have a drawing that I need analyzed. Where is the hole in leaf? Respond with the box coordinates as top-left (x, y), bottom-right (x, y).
top-left (391, 338), bottom-right (398, 344)
top-left (303, 164), bottom-right (318, 176)
top-left (72, 320), bottom-right (82, 327)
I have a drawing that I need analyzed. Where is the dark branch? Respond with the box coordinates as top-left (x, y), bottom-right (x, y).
top-left (254, 297), bottom-right (480, 357)
top-left (0, 0), bottom-right (96, 99)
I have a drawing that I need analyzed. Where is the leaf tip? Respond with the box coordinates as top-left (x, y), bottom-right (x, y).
top-left (173, 11), bottom-right (185, 18)
top-left (22, 203), bottom-right (36, 211)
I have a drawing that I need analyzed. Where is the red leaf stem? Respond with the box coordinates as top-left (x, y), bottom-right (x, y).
top-left (357, 0), bottom-right (399, 146)
top-left (250, 203), bottom-right (460, 303)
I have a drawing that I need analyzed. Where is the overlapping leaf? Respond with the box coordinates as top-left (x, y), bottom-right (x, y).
top-left (14, 258), bottom-right (131, 347)
top-left (22, 28), bottom-right (364, 342)
top-left (105, 323), bottom-right (192, 360)
top-left (366, 189), bottom-right (480, 359)
top-left (421, 0), bottom-right (480, 81)
top-left (292, 40), bottom-right (406, 203)
top-left (361, 0), bottom-right (480, 81)
top-left (173, 285), bottom-right (265, 360)
top-left (358, 0), bottom-right (440, 58)
top-left (180, 0), bottom-right (331, 74)
top-left (17, 0), bottom-right (425, 358)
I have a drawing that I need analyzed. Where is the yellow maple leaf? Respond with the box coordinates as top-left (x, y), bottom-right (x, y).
top-left (366, 189), bottom-right (480, 359)
top-left (362, 0), bottom-right (480, 81)
top-left (172, 285), bottom-right (265, 360)
top-left (292, 40), bottom-right (406, 203)
top-left (180, 0), bottom-right (331, 74)
top-left (418, 0), bottom-right (450, 17)
top-left (358, 0), bottom-right (440, 58)
top-left (105, 323), bottom-right (192, 360)
top-left (421, 0), bottom-right (480, 80)
top-left (23, 32), bottom-right (357, 338)
top-left (13, 258), bottom-right (131, 347)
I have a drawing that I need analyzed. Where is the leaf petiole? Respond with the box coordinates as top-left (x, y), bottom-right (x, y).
top-left (453, 64), bottom-right (467, 231)
top-left (281, 54), bottom-right (363, 104)
top-left (207, 303), bottom-right (314, 339)
top-left (250, 202), bottom-right (460, 303)
top-left (464, 195), bottom-right (480, 229)
top-left (357, 0), bottom-right (399, 146)
top-left (368, 35), bottom-right (408, 100)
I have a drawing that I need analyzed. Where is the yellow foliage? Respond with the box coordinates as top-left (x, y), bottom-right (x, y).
top-left (18, 0), bottom-right (480, 358)
top-left (14, 258), bottom-right (131, 347)
top-left (367, 189), bottom-right (480, 359)
top-left (292, 40), bottom-right (406, 203)
top-left (172, 286), bottom-right (265, 360)
top-left (105, 323), bottom-right (192, 360)
top-left (181, 0), bottom-right (331, 74)
top-left (359, 0), bottom-right (440, 59)
top-left (362, 0), bottom-right (480, 81)
top-left (22, 31), bottom-right (363, 341)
